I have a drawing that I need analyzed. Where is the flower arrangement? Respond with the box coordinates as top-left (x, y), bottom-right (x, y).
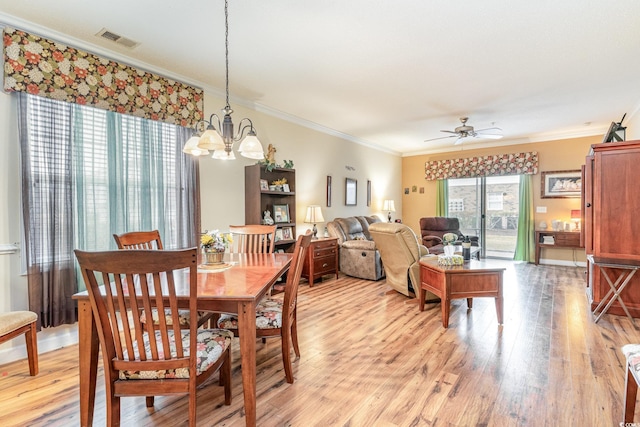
top-left (271, 178), bottom-right (287, 186)
top-left (201, 230), bottom-right (232, 252)
top-left (442, 233), bottom-right (458, 246)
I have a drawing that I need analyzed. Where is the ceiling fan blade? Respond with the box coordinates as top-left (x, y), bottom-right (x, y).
top-left (478, 134), bottom-right (504, 140)
top-left (475, 127), bottom-right (503, 134)
top-left (453, 136), bottom-right (466, 145)
top-left (440, 130), bottom-right (458, 134)
top-left (424, 135), bottom-right (457, 143)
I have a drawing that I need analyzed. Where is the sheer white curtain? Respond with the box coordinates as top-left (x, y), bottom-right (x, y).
top-left (18, 93), bottom-right (199, 327)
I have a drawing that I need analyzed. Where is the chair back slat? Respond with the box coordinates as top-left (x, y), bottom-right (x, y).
top-left (229, 225), bottom-right (276, 254)
top-left (113, 230), bottom-right (164, 250)
top-left (283, 232), bottom-right (313, 321)
top-left (75, 248), bottom-right (197, 371)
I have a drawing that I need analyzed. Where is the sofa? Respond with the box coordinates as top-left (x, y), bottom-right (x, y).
top-left (326, 216), bottom-right (385, 280)
top-left (419, 217), bottom-right (479, 255)
top-left (369, 222), bottom-right (436, 299)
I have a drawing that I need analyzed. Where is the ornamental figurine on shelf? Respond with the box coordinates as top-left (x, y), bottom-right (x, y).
top-left (263, 210), bottom-right (274, 225)
top-left (201, 229), bottom-right (232, 265)
top-left (255, 143), bottom-right (294, 172)
top-left (442, 232), bottom-right (458, 257)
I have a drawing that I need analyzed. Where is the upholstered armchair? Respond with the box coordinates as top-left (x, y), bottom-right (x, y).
top-left (369, 222), bottom-right (436, 299)
top-left (418, 217), bottom-right (479, 255)
top-left (326, 216), bottom-right (385, 280)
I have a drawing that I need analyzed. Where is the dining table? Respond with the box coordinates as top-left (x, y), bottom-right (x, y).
top-left (72, 251), bottom-right (293, 427)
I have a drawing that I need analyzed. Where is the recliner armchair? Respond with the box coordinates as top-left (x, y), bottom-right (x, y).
top-left (369, 222), bottom-right (437, 299)
top-left (419, 217), bottom-right (479, 255)
top-left (326, 216), bottom-right (384, 280)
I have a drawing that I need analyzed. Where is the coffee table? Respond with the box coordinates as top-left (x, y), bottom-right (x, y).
top-left (418, 257), bottom-right (505, 328)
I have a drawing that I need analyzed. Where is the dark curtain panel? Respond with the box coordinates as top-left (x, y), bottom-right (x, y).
top-left (175, 126), bottom-right (200, 249)
top-left (18, 92), bottom-right (77, 328)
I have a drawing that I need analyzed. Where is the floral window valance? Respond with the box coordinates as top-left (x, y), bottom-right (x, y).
top-left (425, 151), bottom-right (538, 181)
top-left (3, 27), bottom-right (203, 127)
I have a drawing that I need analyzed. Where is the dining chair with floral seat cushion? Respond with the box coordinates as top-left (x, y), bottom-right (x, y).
top-left (113, 230), bottom-right (214, 330)
top-left (622, 344), bottom-right (640, 422)
top-left (74, 248), bottom-right (233, 427)
top-left (217, 231), bottom-right (312, 383)
top-left (0, 311), bottom-right (39, 376)
top-left (228, 224), bottom-right (277, 254)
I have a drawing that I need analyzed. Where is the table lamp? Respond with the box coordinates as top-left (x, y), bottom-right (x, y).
top-left (571, 209), bottom-right (581, 231)
top-left (382, 199), bottom-right (395, 223)
top-left (304, 205), bottom-right (325, 239)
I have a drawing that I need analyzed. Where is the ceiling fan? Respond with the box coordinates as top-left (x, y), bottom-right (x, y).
top-left (425, 117), bottom-right (503, 145)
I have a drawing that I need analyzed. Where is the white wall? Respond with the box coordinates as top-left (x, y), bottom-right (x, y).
top-left (0, 88), bottom-right (401, 364)
top-left (199, 91), bottom-right (402, 235)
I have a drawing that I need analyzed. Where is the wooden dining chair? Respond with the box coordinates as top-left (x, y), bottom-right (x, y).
top-left (0, 311), bottom-right (39, 376)
top-left (218, 231), bottom-right (312, 383)
top-left (74, 248), bottom-right (233, 427)
top-left (113, 230), bottom-right (164, 250)
top-left (113, 230), bottom-right (213, 329)
top-left (228, 224), bottom-right (277, 254)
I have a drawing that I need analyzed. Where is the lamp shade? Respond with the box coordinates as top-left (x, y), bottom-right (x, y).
top-left (238, 134), bottom-right (265, 159)
top-left (571, 209), bottom-right (581, 220)
top-left (382, 200), bottom-right (396, 212)
top-left (182, 135), bottom-right (209, 156)
top-left (304, 205), bottom-right (325, 223)
top-left (212, 149), bottom-right (236, 160)
top-left (198, 128), bottom-right (225, 151)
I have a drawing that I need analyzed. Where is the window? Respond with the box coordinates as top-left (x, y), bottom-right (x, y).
top-left (19, 93), bottom-right (197, 328)
top-left (487, 192), bottom-right (504, 211)
top-left (449, 198), bottom-right (464, 212)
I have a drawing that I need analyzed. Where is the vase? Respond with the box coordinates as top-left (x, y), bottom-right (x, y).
top-left (443, 245), bottom-right (455, 257)
top-left (203, 249), bottom-right (225, 265)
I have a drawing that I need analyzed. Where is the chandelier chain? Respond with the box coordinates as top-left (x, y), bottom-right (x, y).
top-left (224, 0), bottom-right (230, 109)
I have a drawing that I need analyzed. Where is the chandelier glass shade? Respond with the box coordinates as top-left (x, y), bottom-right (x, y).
top-left (182, 0), bottom-right (264, 160)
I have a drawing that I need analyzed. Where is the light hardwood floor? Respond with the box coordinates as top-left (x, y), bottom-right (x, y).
top-left (2, 261), bottom-right (640, 426)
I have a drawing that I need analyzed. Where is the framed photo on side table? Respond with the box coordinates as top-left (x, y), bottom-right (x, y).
top-left (273, 204), bottom-right (290, 223)
top-left (541, 170), bottom-right (582, 198)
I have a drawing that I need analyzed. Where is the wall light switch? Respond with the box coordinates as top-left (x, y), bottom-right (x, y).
top-left (536, 206), bottom-right (547, 213)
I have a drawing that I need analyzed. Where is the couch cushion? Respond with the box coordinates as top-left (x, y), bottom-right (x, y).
top-left (336, 217), bottom-right (367, 240)
top-left (342, 239), bottom-right (377, 250)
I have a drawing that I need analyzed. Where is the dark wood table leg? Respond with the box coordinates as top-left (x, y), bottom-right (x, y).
top-left (466, 298), bottom-right (473, 309)
top-left (78, 299), bottom-right (99, 427)
top-left (238, 301), bottom-right (257, 427)
top-left (442, 298), bottom-right (450, 328)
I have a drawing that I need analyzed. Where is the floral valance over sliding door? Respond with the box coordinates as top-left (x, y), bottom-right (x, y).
top-left (3, 27), bottom-right (203, 127)
top-left (425, 151), bottom-right (538, 180)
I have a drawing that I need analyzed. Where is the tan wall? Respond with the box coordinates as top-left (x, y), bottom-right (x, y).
top-left (402, 135), bottom-right (602, 263)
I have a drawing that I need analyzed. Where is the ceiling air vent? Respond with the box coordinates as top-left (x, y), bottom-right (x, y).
top-left (96, 28), bottom-right (139, 49)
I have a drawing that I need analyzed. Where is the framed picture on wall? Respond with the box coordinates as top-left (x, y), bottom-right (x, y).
top-left (345, 178), bottom-right (357, 206)
top-left (541, 170), bottom-right (582, 198)
top-left (327, 176), bottom-right (332, 207)
top-left (367, 180), bottom-right (371, 207)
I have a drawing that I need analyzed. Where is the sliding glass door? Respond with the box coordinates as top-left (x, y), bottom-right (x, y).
top-left (447, 175), bottom-right (520, 258)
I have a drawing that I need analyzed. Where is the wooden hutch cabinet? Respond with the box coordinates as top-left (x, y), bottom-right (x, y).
top-left (583, 140), bottom-right (640, 318)
top-left (245, 164), bottom-right (296, 252)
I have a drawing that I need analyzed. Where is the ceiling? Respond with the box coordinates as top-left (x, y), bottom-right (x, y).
top-left (2, 0), bottom-right (640, 156)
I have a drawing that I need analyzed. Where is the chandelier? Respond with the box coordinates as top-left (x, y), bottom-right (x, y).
top-left (183, 0), bottom-right (264, 160)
